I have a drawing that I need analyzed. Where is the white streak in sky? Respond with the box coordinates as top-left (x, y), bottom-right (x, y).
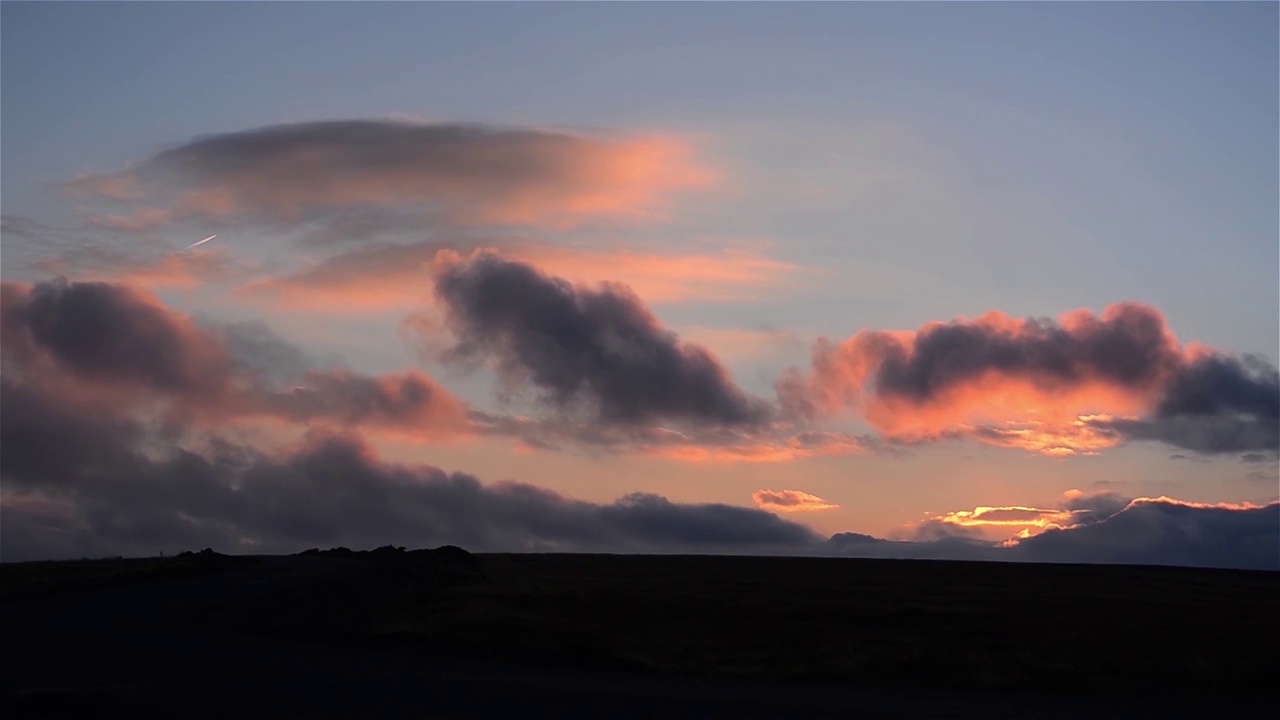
top-left (184, 234), bottom-right (217, 250)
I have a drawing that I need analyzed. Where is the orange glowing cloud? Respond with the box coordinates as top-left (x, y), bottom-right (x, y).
top-left (67, 120), bottom-right (718, 231)
top-left (1122, 496), bottom-right (1272, 512)
top-left (931, 505), bottom-right (1083, 536)
top-left (752, 489), bottom-right (840, 512)
top-left (901, 489), bottom-right (1276, 547)
top-left (904, 489), bottom-right (1132, 542)
top-left (778, 302), bottom-right (1238, 456)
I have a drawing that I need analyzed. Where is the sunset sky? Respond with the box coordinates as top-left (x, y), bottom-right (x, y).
top-left (2, 1), bottom-right (1276, 567)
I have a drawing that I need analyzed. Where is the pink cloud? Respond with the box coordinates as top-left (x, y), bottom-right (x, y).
top-left (752, 489), bottom-right (840, 512)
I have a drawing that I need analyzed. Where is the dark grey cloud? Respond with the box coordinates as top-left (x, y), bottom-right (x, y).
top-left (1158, 354), bottom-right (1280, 420)
top-left (1092, 354), bottom-right (1280, 454)
top-left (1011, 500), bottom-right (1280, 571)
top-left (868, 303), bottom-right (1182, 404)
top-left (431, 251), bottom-right (772, 427)
top-left (1090, 414), bottom-right (1278, 455)
top-left (0, 378), bottom-right (821, 562)
top-left (0, 378), bottom-right (145, 491)
top-left (826, 496), bottom-right (1279, 571)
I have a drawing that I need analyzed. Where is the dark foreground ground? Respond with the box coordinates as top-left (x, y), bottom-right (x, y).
top-left (2, 549), bottom-right (1277, 719)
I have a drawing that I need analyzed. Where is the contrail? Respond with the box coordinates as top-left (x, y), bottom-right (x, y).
top-left (184, 234), bottom-right (217, 250)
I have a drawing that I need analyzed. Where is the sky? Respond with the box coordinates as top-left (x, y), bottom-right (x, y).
top-left (1, 1), bottom-right (1277, 568)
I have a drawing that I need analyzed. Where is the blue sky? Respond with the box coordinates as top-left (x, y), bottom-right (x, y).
top-left (1, 1), bottom-right (1276, 562)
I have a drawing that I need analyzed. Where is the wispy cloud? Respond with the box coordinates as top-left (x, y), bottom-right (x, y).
top-left (236, 239), bottom-right (797, 312)
top-left (472, 413), bottom-right (874, 464)
top-left (27, 245), bottom-right (249, 289)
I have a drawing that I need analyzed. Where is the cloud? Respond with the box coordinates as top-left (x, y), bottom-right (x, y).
top-left (0, 214), bottom-right (76, 242)
top-left (1, 212), bottom-right (249, 290)
top-left (1010, 497), bottom-right (1280, 570)
top-left (82, 208), bottom-right (174, 235)
top-left (901, 489), bottom-right (1133, 542)
top-left (237, 240), bottom-right (471, 312)
top-left (27, 245), bottom-right (248, 289)
top-left (1091, 415), bottom-right (1278, 455)
top-left (1059, 488), bottom-right (1132, 522)
top-left (781, 302), bottom-right (1279, 456)
top-left (752, 490), bottom-right (839, 512)
top-left (428, 250), bottom-right (773, 428)
top-left (1083, 353), bottom-right (1279, 454)
top-left (470, 412), bottom-right (874, 464)
top-left (829, 493), bottom-right (1278, 571)
top-left (0, 379), bottom-right (822, 561)
top-left (675, 325), bottom-right (809, 362)
top-left (236, 239), bottom-right (797, 313)
top-left (0, 278), bottom-right (469, 438)
top-left (66, 120), bottom-right (717, 231)
top-left (1, 370), bottom-right (1270, 570)
top-left (2, 276), bottom-right (853, 463)
top-left (2, 278), bottom-right (235, 397)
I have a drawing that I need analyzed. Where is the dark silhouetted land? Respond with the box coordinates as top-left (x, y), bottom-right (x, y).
top-left (0, 548), bottom-right (255, 602)
top-left (3, 549), bottom-right (1277, 719)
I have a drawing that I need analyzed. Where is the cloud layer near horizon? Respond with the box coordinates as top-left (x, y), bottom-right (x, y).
top-left (3, 371), bottom-right (1273, 569)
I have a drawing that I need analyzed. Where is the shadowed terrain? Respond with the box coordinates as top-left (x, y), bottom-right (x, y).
top-left (2, 550), bottom-right (1277, 719)
top-left (0, 549), bottom-right (255, 602)
top-left (209, 551), bottom-right (1280, 695)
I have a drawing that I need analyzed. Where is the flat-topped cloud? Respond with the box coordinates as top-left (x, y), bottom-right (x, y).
top-left (67, 119), bottom-right (717, 231)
